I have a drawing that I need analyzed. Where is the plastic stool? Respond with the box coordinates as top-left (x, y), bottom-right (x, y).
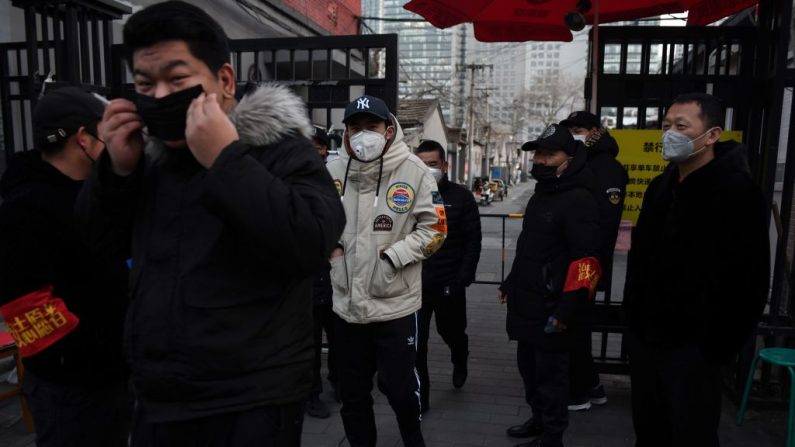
top-left (736, 347), bottom-right (795, 446)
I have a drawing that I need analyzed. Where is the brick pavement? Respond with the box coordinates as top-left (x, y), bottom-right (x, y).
top-left (0, 180), bottom-right (788, 446)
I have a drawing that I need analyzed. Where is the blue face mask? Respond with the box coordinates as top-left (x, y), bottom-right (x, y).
top-left (661, 128), bottom-right (716, 163)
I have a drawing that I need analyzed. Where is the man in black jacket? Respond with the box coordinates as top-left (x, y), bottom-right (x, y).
top-left (559, 111), bottom-right (629, 410)
top-left (75, 2), bottom-right (345, 446)
top-left (624, 92), bottom-right (768, 446)
top-left (500, 124), bottom-right (601, 447)
top-left (306, 126), bottom-right (337, 419)
top-left (0, 86), bottom-right (130, 446)
top-left (414, 139), bottom-right (482, 413)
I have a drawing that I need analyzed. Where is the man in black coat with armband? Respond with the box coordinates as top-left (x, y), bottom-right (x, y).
top-left (499, 124), bottom-right (601, 447)
top-left (559, 111), bottom-right (629, 410)
top-left (414, 139), bottom-right (482, 413)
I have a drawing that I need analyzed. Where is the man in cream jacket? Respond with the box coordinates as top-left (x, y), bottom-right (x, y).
top-left (327, 95), bottom-right (447, 447)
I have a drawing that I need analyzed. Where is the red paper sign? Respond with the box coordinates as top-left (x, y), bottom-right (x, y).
top-left (0, 285), bottom-right (79, 357)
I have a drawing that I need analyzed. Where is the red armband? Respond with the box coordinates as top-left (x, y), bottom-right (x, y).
top-left (0, 285), bottom-right (80, 357)
top-left (562, 257), bottom-right (602, 300)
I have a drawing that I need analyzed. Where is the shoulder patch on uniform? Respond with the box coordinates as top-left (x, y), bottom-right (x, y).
top-left (386, 182), bottom-right (415, 214)
top-left (431, 191), bottom-right (444, 205)
top-left (606, 187), bottom-right (622, 205)
top-left (334, 179), bottom-right (342, 196)
top-left (373, 214), bottom-right (394, 231)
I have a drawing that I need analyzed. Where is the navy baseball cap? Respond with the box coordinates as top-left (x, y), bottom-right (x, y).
top-left (522, 124), bottom-right (577, 156)
top-left (343, 95), bottom-right (391, 124)
top-left (560, 111), bottom-right (600, 130)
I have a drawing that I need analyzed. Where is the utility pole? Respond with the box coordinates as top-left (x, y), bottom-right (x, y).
top-left (458, 63), bottom-right (492, 189)
top-left (477, 87), bottom-right (496, 179)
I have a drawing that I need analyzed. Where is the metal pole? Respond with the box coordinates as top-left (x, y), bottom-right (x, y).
top-left (590, 0), bottom-right (599, 114)
top-left (466, 66), bottom-right (476, 188)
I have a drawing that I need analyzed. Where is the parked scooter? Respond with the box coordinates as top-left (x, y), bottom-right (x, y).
top-left (477, 182), bottom-right (493, 206)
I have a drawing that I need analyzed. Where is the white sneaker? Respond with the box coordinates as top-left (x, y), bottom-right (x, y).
top-left (567, 400), bottom-right (592, 411)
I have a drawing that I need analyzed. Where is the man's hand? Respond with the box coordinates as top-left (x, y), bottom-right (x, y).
top-left (498, 289), bottom-right (506, 304)
top-left (186, 93), bottom-right (239, 168)
top-left (101, 99), bottom-right (144, 176)
top-left (330, 247), bottom-right (344, 258)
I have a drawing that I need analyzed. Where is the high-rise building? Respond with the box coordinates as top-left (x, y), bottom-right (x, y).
top-left (362, 0), bottom-right (467, 125)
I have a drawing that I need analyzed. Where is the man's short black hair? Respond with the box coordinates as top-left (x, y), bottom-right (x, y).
top-left (415, 139), bottom-right (446, 162)
top-left (123, 0), bottom-right (230, 75)
top-left (671, 92), bottom-right (725, 129)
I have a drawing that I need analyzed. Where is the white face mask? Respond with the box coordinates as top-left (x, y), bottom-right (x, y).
top-left (661, 128), bottom-right (715, 163)
top-left (348, 129), bottom-right (389, 162)
top-left (572, 134), bottom-right (587, 143)
top-left (428, 167), bottom-right (444, 183)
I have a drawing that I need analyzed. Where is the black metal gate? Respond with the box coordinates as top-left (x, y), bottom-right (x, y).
top-left (585, 0), bottom-right (795, 405)
top-left (0, 0), bottom-right (129, 165)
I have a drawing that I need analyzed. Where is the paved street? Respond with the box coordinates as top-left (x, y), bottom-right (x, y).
top-left (0, 179), bottom-right (788, 446)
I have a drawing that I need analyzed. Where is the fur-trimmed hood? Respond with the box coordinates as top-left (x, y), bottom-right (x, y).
top-left (229, 83), bottom-right (313, 146)
top-left (146, 83), bottom-right (312, 161)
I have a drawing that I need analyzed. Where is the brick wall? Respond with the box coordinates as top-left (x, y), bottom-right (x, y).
top-left (283, 0), bottom-right (361, 35)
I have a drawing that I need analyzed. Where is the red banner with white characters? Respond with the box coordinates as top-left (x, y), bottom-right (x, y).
top-left (563, 257), bottom-right (602, 300)
top-left (0, 285), bottom-right (79, 357)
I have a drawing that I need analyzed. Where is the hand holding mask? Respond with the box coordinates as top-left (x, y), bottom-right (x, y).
top-left (185, 92), bottom-right (239, 168)
top-left (101, 98), bottom-right (145, 176)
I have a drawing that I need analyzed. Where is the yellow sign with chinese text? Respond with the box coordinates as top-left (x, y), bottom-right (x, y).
top-left (611, 130), bottom-right (743, 225)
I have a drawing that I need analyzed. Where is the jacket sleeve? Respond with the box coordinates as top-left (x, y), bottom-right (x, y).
top-left (74, 150), bottom-right (142, 264)
top-left (383, 168), bottom-right (447, 268)
top-left (199, 137), bottom-right (346, 277)
top-left (553, 190), bottom-right (601, 323)
top-left (701, 182), bottom-right (769, 362)
top-left (457, 189), bottom-right (482, 286)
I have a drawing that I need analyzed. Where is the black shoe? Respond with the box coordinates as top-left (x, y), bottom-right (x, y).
top-left (506, 418), bottom-right (543, 438)
top-left (305, 395), bottom-right (330, 419)
top-left (452, 364), bottom-right (468, 389)
top-left (589, 384), bottom-right (608, 406)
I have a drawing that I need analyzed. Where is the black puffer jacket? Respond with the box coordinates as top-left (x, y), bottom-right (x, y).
top-left (501, 147), bottom-right (600, 347)
top-left (76, 84), bottom-right (346, 422)
top-left (421, 176), bottom-right (482, 289)
top-left (624, 140), bottom-right (769, 363)
top-left (0, 151), bottom-right (128, 386)
top-left (585, 134), bottom-right (628, 291)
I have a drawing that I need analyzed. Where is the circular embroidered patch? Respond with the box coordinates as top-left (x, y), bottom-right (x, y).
top-left (386, 182), bottom-right (415, 214)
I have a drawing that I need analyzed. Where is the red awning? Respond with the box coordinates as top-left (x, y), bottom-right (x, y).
top-left (403, 0), bottom-right (758, 42)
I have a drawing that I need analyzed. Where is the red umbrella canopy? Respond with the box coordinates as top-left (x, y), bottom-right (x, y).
top-left (403, 0), bottom-right (758, 42)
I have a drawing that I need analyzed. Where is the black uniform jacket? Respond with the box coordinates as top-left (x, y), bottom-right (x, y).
top-left (586, 134), bottom-right (629, 290)
top-left (501, 147), bottom-right (601, 348)
top-left (76, 84), bottom-right (346, 421)
top-left (0, 151), bottom-right (128, 386)
top-left (421, 176), bottom-right (482, 290)
top-left (624, 140), bottom-right (769, 363)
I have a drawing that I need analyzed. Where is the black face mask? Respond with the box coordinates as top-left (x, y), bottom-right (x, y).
top-left (134, 84), bottom-right (203, 141)
top-left (531, 163), bottom-right (561, 182)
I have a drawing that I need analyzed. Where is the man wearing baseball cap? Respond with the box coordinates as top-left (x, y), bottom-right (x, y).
top-left (326, 95), bottom-right (447, 446)
top-left (559, 111), bottom-right (628, 411)
top-left (499, 124), bottom-right (601, 447)
top-left (0, 86), bottom-right (131, 446)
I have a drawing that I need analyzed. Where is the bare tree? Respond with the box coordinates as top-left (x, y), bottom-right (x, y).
top-left (516, 72), bottom-right (584, 129)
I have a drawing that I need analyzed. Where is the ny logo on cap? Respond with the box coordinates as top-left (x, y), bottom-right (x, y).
top-left (540, 125), bottom-right (556, 139)
top-left (357, 97), bottom-right (370, 110)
